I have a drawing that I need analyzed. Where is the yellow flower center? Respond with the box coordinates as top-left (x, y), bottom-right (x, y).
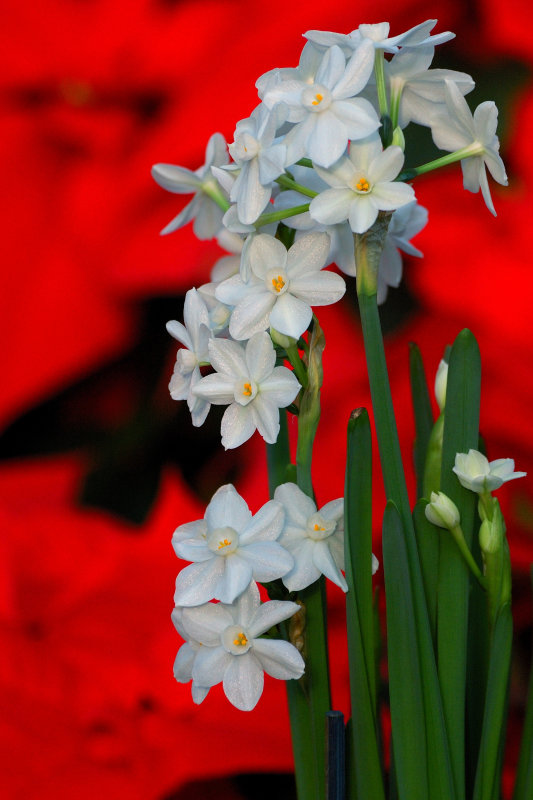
top-left (217, 538), bottom-right (232, 550)
top-left (233, 632), bottom-right (248, 647)
top-left (313, 523), bottom-right (325, 532)
top-left (355, 177), bottom-right (370, 193)
top-left (243, 382), bottom-right (253, 396)
top-left (311, 93), bottom-right (323, 106)
top-left (271, 275), bottom-right (286, 293)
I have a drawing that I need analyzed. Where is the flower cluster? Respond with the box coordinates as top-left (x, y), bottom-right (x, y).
top-left (171, 483), bottom-right (368, 710)
top-left (157, 17), bottom-right (506, 713)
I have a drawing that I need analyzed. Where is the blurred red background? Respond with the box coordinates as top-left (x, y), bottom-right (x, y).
top-left (0, 1), bottom-right (532, 798)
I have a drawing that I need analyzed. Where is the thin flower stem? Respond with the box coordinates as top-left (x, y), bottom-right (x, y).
top-left (286, 344), bottom-right (309, 389)
top-left (256, 203), bottom-right (310, 228)
top-left (276, 174), bottom-right (319, 198)
top-left (374, 50), bottom-right (389, 118)
top-left (450, 525), bottom-right (487, 589)
top-left (202, 179), bottom-right (231, 211)
top-left (398, 144), bottom-right (484, 181)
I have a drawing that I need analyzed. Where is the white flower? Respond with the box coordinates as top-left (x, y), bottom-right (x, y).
top-left (430, 80), bottom-right (508, 215)
top-left (262, 45), bottom-right (379, 167)
top-left (226, 104), bottom-right (288, 225)
top-left (453, 449), bottom-right (527, 493)
top-left (309, 134), bottom-right (415, 234)
top-left (166, 288), bottom-right (212, 427)
top-left (192, 332), bottom-right (301, 449)
top-left (182, 582), bottom-right (305, 711)
top-left (304, 20), bottom-right (454, 56)
top-left (275, 482), bottom-right (350, 592)
top-left (425, 491), bottom-right (460, 530)
top-left (171, 607), bottom-right (210, 704)
top-left (386, 46), bottom-right (474, 128)
top-left (152, 132), bottom-right (228, 238)
top-left (215, 232), bottom-right (345, 340)
top-left (173, 484), bottom-right (293, 606)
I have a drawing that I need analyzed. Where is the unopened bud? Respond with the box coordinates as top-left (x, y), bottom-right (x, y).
top-left (270, 327), bottom-right (297, 350)
top-left (434, 359), bottom-right (448, 412)
top-left (391, 126), bottom-right (405, 151)
top-left (425, 491), bottom-right (460, 530)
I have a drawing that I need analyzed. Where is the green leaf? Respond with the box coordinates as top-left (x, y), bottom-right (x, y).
top-left (383, 501), bottom-right (428, 800)
top-left (409, 342), bottom-right (434, 498)
top-left (412, 500), bottom-right (439, 647)
top-left (438, 328), bottom-right (481, 800)
top-left (344, 409), bottom-right (385, 800)
top-left (512, 569), bottom-right (533, 800)
top-left (473, 604), bottom-right (513, 800)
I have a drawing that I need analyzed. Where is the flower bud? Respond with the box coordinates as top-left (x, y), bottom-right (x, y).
top-left (479, 500), bottom-right (505, 555)
top-left (425, 491), bottom-right (460, 530)
top-left (391, 126), bottom-right (405, 151)
top-left (434, 359), bottom-right (448, 412)
top-left (270, 327), bottom-right (297, 350)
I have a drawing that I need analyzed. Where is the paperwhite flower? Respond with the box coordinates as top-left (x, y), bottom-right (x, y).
top-left (182, 582), bottom-right (305, 711)
top-left (193, 332), bottom-right (301, 449)
top-left (256, 41), bottom-right (323, 98)
top-left (386, 46), bottom-right (474, 128)
top-left (171, 607), bottom-right (210, 704)
top-left (152, 132), bottom-right (228, 238)
top-left (262, 45), bottom-right (379, 167)
top-left (215, 232), bottom-right (345, 340)
top-left (274, 482), bottom-right (349, 592)
top-left (304, 20), bottom-right (454, 56)
top-left (173, 484), bottom-right (293, 606)
top-left (309, 135), bottom-right (415, 234)
top-left (430, 80), bottom-right (508, 215)
top-left (425, 491), bottom-right (460, 530)
top-left (166, 288), bottom-right (212, 427)
top-left (226, 104), bottom-right (288, 225)
top-left (453, 449), bottom-right (526, 493)
top-left (197, 231), bottom-right (243, 335)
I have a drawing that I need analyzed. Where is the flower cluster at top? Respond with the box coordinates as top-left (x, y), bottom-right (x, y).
top-left (154, 18), bottom-right (507, 450)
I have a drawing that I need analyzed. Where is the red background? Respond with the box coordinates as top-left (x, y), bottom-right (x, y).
top-left (0, 1), bottom-right (532, 798)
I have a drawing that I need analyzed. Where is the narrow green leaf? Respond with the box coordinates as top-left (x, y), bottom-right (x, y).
top-left (344, 409), bottom-right (385, 800)
top-left (438, 328), bottom-right (481, 800)
top-left (473, 604), bottom-right (513, 800)
top-left (512, 569), bottom-right (533, 800)
top-left (409, 342), bottom-right (434, 498)
top-left (412, 499), bottom-right (439, 647)
top-left (383, 501), bottom-right (428, 800)
top-left (267, 409), bottom-right (291, 496)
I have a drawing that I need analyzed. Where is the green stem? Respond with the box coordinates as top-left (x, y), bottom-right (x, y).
top-left (202, 178), bottom-right (231, 211)
top-left (276, 174), bottom-right (319, 198)
top-left (450, 525), bottom-right (486, 588)
top-left (286, 344), bottom-right (309, 389)
top-left (374, 50), bottom-right (389, 117)
top-left (256, 203), bottom-right (311, 228)
top-left (398, 144), bottom-right (485, 181)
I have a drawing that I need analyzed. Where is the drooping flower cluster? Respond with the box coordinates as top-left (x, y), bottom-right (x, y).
top-left (171, 483), bottom-right (371, 709)
top-left (156, 18), bottom-right (507, 712)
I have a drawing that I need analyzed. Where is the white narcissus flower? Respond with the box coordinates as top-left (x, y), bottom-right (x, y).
top-left (182, 582), bottom-right (305, 711)
top-left (376, 200), bottom-right (428, 303)
top-left (275, 482), bottom-right (376, 592)
top-left (262, 44), bottom-right (379, 167)
top-left (453, 450), bottom-right (526, 494)
top-left (152, 132), bottom-right (228, 238)
top-left (430, 80), bottom-right (508, 215)
top-left (166, 288), bottom-right (212, 427)
top-left (304, 20), bottom-right (454, 56)
top-left (386, 46), bottom-right (474, 129)
top-left (173, 484), bottom-right (293, 606)
top-left (226, 104), bottom-right (288, 225)
top-left (309, 134), bottom-right (415, 234)
top-left (193, 332), bottom-right (301, 449)
top-left (215, 232), bottom-right (345, 340)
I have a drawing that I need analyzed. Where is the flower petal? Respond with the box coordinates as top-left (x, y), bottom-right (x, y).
top-left (286, 231), bottom-right (331, 278)
top-left (260, 366), bottom-right (301, 407)
top-left (248, 234), bottom-right (288, 280)
top-left (309, 188), bottom-right (353, 225)
top-left (174, 559), bottom-right (225, 606)
top-left (208, 337), bottom-right (248, 378)
top-left (239, 541), bottom-right (294, 582)
top-left (269, 293), bottom-right (312, 339)
top-left (250, 395), bottom-right (280, 444)
top-left (216, 555), bottom-right (254, 603)
top-left (246, 331), bottom-right (277, 383)
top-left (206, 484), bottom-right (252, 532)
top-left (192, 646), bottom-right (232, 687)
top-left (252, 639), bottom-right (305, 679)
top-left (223, 652), bottom-right (264, 711)
top-left (181, 603), bottom-right (234, 645)
top-left (248, 600), bottom-right (301, 638)
top-left (221, 403), bottom-right (257, 449)
top-left (282, 539), bottom-right (321, 591)
top-left (229, 290), bottom-right (276, 340)
top-left (348, 195), bottom-right (379, 234)
top-left (290, 269), bottom-right (346, 306)
top-left (275, 482), bottom-right (316, 527)
top-left (313, 541), bottom-right (348, 591)
top-left (239, 500), bottom-right (285, 544)
top-left (192, 372), bottom-right (235, 405)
